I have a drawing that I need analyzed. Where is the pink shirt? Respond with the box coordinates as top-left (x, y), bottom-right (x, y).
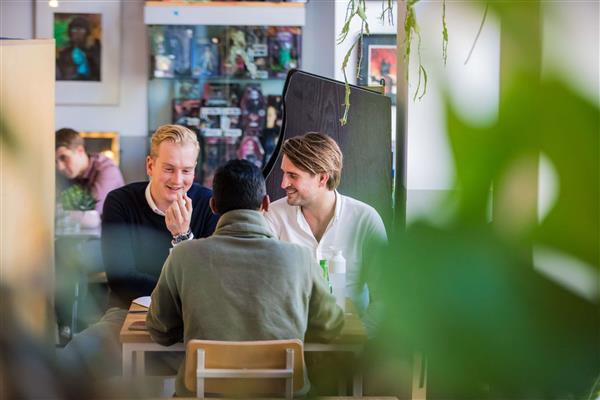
top-left (74, 153), bottom-right (125, 215)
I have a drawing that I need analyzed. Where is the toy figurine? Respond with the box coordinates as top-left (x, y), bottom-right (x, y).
top-left (240, 85), bottom-right (266, 132)
top-left (237, 135), bottom-right (265, 168)
top-left (224, 29), bottom-right (257, 78)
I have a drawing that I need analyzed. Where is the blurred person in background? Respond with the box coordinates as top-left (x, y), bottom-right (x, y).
top-left (55, 128), bottom-right (124, 215)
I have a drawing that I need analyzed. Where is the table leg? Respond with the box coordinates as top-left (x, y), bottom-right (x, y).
top-left (135, 350), bottom-right (146, 376)
top-left (122, 344), bottom-right (133, 377)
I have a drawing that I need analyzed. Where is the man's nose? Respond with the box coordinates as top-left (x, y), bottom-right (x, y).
top-left (172, 170), bottom-right (183, 183)
top-left (57, 161), bottom-right (66, 172)
top-left (281, 175), bottom-right (289, 189)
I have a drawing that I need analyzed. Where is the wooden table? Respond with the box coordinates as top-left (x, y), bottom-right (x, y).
top-left (120, 301), bottom-right (368, 396)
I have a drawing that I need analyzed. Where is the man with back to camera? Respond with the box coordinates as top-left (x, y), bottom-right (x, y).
top-left (146, 159), bottom-right (345, 397)
top-left (264, 132), bottom-right (388, 316)
top-left (55, 128), bottom-right (124, 215)
top-left (60, 124), bottom-right (219, 379)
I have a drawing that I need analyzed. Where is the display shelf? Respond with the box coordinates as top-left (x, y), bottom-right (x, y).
top-left (144, 1), bottom-right (306, 26)
top-left (145, 10), bottom-right (301, 186)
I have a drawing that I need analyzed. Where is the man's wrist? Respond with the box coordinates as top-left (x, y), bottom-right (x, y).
top-left (171, 229), bottom-right (192, 246)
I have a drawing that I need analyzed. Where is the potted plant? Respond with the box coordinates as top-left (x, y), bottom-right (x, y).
top-left (59, 185), bottom-right (100, 229)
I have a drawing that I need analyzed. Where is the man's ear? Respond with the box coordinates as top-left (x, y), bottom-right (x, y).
top-left (318, 172), bottom-right (329, 188)
top-left (209, 197), bottom-right (218, 215)
top-left (75, 144), bottom-right (86, 155)
top-left (146, 156), bottom-right (154, 178)
top-left (260, 194), bottom-right (270, 212)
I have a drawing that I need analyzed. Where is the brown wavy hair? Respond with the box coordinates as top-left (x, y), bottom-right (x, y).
top-left (281, 132), bottom-right (343, 190)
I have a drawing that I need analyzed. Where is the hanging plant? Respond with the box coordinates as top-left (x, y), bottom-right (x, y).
top-left (338, 0), bottom-right (449, 124)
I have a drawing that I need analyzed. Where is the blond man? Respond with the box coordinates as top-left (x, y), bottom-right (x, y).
top-left (265, 132), bottom-right (387, 314)
top-left (61, 125), bottom-right (218, 379)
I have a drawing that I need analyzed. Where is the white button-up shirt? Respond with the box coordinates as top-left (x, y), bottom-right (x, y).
top-left (265, 191), bottom-right (387, 313)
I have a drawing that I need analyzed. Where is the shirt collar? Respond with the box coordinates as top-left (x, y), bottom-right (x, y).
top-left (332, 190), bottom-right (342, 220)
top-left (145, 181), bottom-right (165, 217)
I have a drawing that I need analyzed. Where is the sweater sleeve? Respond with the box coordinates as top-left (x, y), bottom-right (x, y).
top-left (305, 255), bottom-right (345, 343)
top-left (102, 190), bottom-right (158, 306)
top-left (146, 254), bottom-right (183, 346)
top-left (90, 162), bottom-right (124, 215)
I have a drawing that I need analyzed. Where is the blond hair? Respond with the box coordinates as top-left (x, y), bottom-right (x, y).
top-left (150, 124), bottom-right (199, 159)
top-left (282, 132), bottom-right (343, 190)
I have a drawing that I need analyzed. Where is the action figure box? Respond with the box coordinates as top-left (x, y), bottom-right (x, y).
top-left (163, 26), bottom-right (194, 77)
top-left (199, 107), bottom-right (242, 138)
top-left (267, 27), bottom-right (301, 78)
top-left (237, 135), bottom-right (265, 168)
top-left (221, 28), bottom-right (251, 78)
top-left (199, 135), bottom-right (239, 188)
top-left (202, 82), bottom-right (242, 107)
top-left (172, 99), bottom-right (201, 128)
top-left (245, 27), bottom-right (269, 79)
top-left (174, 80), bottom-right (201, 99)
top-left (239, 84), bottom-right (266, 133)
top-left (191, 38), bottom-right (219, 78)
top-left (261, 95), bottom-right (283, 165)
top-left (149, 26), bottom-right (174, 78)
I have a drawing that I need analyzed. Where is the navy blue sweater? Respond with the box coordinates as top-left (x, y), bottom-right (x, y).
top-left (101, 182), bottom-right (218, 308)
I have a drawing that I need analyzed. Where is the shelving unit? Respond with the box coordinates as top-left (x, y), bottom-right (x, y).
top-left (144, 1), bottom-right (305, 186)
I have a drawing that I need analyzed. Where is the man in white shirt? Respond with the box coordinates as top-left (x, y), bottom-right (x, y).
top-left (265, 132), bottom-right (387, 314)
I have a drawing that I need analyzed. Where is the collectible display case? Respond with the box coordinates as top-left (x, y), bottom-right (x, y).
top-left (145, 2), bottom-right (304, 187)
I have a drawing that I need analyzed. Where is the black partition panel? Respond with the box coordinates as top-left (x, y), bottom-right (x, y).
top-left (264, 70), bottom-right (392, 229)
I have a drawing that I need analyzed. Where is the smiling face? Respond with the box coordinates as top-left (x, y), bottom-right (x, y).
top-left (146, 140), bottom-right (197, 211)
top-left (56, 145), bottom-right (87, 179)
top-left (280, 154), bottom-right (328, 207)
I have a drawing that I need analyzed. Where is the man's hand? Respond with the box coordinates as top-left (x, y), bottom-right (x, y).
top-left (165, 192), bottom-right (193, 237)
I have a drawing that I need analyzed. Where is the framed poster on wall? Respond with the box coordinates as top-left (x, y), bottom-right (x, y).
top-left (35, 0), bottom-right (121, 105)
top-left (358, 34), bottom-right (397, 105)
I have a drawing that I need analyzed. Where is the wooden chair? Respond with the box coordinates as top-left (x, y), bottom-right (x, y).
top-left (184, 339), bottom-right (306, 399)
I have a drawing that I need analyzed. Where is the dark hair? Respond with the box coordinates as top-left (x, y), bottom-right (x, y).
top-left (55, 128), bottom-right (84, 150)
top-left (212, 159), bottom-right (266, 214)
top-left (68, 16), bottom-right (90, 35)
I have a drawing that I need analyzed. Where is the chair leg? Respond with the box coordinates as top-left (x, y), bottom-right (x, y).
top-left (196, 349), bottom-right (205, 399)
top-left (285, 348), bottom-right (294, 400)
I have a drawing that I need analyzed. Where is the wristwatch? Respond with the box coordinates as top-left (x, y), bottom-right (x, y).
top-left (171, 229), bottom-right (192, 246)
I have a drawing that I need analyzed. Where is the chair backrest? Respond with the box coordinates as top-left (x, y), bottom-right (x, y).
top-left (184, 339), bottom-right (306, 398)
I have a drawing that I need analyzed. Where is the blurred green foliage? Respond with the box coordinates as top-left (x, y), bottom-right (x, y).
top-left (60, 185), bottom-right (97, 211)
top-left (371, 0), bottom-right (599, 398)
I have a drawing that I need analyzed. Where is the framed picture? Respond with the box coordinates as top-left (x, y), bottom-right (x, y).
top-left (358, 34), bottom-right (397, 105)
top-left (80, 131), bottom-right (120, 166)
top-left (35, 0), bottom-right (121, 105)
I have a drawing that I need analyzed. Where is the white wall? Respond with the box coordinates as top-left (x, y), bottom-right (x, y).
top-left (1, 0), bottom-right (33, 39)
top-left (54, 0), bottom-right (148, 138)
top-left (1, 0), bottom-right (149, 182)
top-left (302, 0), bottom-right (336, 78)
top-left (2, 0), bottom-right (148, 137)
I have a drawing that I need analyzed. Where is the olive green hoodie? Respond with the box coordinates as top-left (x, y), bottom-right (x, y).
top-left (146, 209), bottom-right (344, 397)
